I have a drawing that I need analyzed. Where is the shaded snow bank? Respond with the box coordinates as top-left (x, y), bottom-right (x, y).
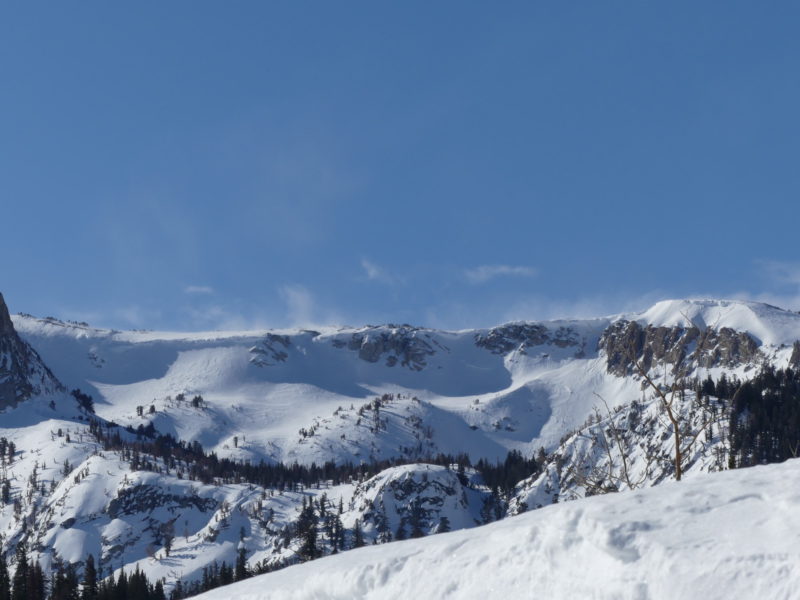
top-left (195, 459), bottom-right (800, 600)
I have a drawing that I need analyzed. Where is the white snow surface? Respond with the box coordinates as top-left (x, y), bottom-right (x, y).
top-left (11, 298), bottom-right (800, 466)
top-left (194, 458), bottom-right (800, 600)
top-left (634, 298), bottom-right (800, 346)
top-left (4, 297), bottom-right (800, 595)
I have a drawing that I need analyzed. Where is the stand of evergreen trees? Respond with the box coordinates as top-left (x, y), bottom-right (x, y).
top-left (720, 367), bottom-right (800, 467)
top-left (695, 366), bottom-right (800, 468)
top-left (77, 409), bottom-right (544, 598)
top-left (85, 417), bottom-right (541, 498)
top-left (0, 549), bottom-right (167, 600)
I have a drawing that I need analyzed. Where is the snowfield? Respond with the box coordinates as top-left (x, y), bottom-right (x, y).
top-left (194, 458), bottom-right (800, 600)
top-left (3, 296), bottom-right (800, 595)
top-left (13, 297), bottom-right (796, 469)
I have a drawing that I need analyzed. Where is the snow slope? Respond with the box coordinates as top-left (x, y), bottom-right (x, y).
top-left (4, 296), bottom-right (800, 594)
top-left (11, 298), bottom-right (800, 467)
top-left (9, 315), bottom-right (612, 464)
top-left (193, 458), bottom-right (800, 600)
top-left (637, 298), bottom-right (800, 346)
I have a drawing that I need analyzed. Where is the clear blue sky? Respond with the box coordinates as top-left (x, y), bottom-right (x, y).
top-left (2, 2), bottom-right (800, 330)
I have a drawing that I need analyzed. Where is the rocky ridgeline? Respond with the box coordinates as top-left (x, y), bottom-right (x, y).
top-left (599, 320), bottom-right (761, 377)
top-left (249, 333), bottom-right (292, 366)
top-left (332, 326), bottom-right (444, 370)
top-left (106, 484), bottom-right (218, 519)
top-left (475, 323), bottom-right (585, 357)
top-left (0, 292), bottom-right (63, 408)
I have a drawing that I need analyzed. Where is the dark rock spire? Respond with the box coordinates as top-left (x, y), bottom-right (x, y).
top-left (0, 292), bottom-right (64, 408)
top-left (0, 292), bottom-right (13, 335)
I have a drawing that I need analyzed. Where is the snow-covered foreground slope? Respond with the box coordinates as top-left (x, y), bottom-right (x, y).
top-left (194, 459), bottom-right (800, 600)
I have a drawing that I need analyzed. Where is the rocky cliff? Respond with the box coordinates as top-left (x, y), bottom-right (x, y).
top-left (0, 292), bottom-right (63, 408)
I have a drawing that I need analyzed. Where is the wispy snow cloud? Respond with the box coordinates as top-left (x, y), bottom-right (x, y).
top-left (757, 260), bottom-right (800, 286)
top-left (361, 258), bottom-right (399, 285)
top-left (464, 264), bottom-right (538, 285)
top-left (183, 304), bottom-right (273, 331)
top-left (726, 260), bottom-right (800, 312)
top-left (421, 290), bottom-right (670, 330)
top-left (279, 284), bottom-right (316, 327)
top-left (184, 285), bottom-right (215, 295)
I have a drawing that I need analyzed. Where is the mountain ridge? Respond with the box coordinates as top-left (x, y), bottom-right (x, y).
top-left (1, 292), bottom-right (798, 596)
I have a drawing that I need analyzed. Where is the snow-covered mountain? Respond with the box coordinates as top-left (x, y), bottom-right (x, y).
top-left (0, 293), bottom-right (63, 409)
top-left (192, 458), bottom-right (800, 600)
top-left (1, 294), bottom-right (798, 596)
top-left (12, 297), bottom-right (795, 467)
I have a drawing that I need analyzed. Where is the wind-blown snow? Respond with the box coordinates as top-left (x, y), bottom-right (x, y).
top-left (194, 459), bottom-right (800, 600)
top-left (5, 298), bottom-right (800, 595)
top-left (11, 298), bottom-right (800, 467)
top-left (632, 298), bottom-right (800, 346)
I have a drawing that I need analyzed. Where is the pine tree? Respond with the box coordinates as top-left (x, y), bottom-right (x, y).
top-left (65, 564), bottom-right (80, 600)
top-left (11, 546), bottom-right (28, 600)
top-left (234, 547), bottom-right (248, 582)
top-left (409, 498), bottom-right (425, 539)
top-left (297, 501), bottom-right (318, 561)
top-left (29, 562), bottom-right (46, 600)
top-left (114, 569), bottom-right (127, 600)
top-left (170, 579), bottom-right (183, 600)
top-left (81, 555), bottom-right (98, 600)
top-left (0, 554), bottom-right (10, 600)
top-left (436, 515), bottom-right (451, 534)
top-left (152, 580), bottom-right (166, 600)
top-left (51, 563), bottom-right (79, 600)
top-left (395, 520), bottom-right (407, 541)
top-left (352, 519), bottom-right (365, 548)
top-left (219, 562), bottom-right (233, 586)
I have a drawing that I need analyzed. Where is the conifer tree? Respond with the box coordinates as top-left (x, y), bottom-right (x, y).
top-left (219, 562), bottom-right (233, 586)
top-left (0, 554), bottom-right (10, 600)
top-left (395, 520), bottom-right (407, 541)
top-left (11, 546), bottom-right (28, 600)
top-left (81, 555), bottom-right (98, 600)
top-left (115, 569), bottom-right (127, 600)
top-left (409, 498), bottom-right (425, 539)
top-left (152, 580), bottom-right (166, 600)
top-left (234, 547), bottom-right (248, 582)
top-left (436, 515), bottom-right (451, 534)
top-left (352, 519), bottom-right (365, 548)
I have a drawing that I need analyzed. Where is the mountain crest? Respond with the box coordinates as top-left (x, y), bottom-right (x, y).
top-left (0, 292), bottom-right (64, 408)
top-left (0, 292), bottom-right (14, 335)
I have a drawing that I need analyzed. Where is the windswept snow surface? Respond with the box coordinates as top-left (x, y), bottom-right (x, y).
top-left (195, 459), bottom-right (800, 600)
top-left (8, 314), bottom-right (615, 463)
top-left (11, 298), bottom-right (800, 466)
top-left (634, 298), bottom-right (800, 346)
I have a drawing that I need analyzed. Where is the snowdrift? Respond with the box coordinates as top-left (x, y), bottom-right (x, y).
top-left (194, 459), bottom-right (800, 600)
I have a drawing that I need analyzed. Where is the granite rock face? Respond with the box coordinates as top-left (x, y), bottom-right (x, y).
top-left (475, 323), bottom-right (584, 356)
top-left (249, 333), bottom-right (292, 366)
top-left (338, 326), bottom-right (440, 371)
top-left (0, 292), bottom-right (63, 409)
top-left (599, 319), bottom-right (762, 377)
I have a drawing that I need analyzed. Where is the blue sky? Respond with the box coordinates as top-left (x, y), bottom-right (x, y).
top-left (2, 2), bottom-right (800, 330)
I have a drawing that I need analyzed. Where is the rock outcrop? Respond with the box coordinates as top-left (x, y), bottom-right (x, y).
top-left (335, 326), bottom-right (440, 370)
top-left (599, 319), bottom-right (762, 377)
top-left (249, 333), bottom-right (292, 366)
top-left (0, 292), bottom-right (63, 408)
top-left (475, 323), bottom-right (584, 357)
